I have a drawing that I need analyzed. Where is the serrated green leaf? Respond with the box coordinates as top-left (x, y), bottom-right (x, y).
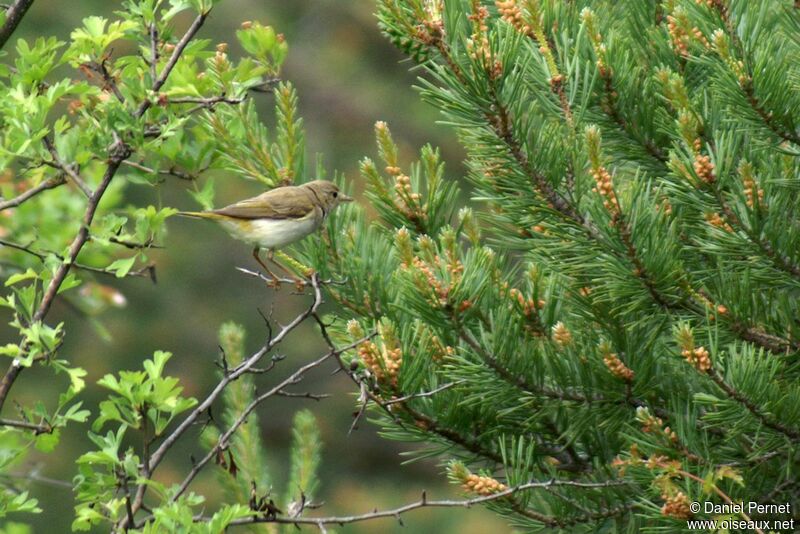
top-left (106, 257), bottom-right (136, 278)
top-left (5, 268), bottom-right (39, 287)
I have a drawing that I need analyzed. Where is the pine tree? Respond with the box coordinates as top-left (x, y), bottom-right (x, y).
top-left (298, 0), bottom-right (800, 530)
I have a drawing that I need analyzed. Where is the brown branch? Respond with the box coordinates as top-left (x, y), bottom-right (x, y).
top-left (148, 24), bottom-right (158, 83)
top-left (742, 82), bottom-right (800, 148)
top-left (597, 68), bottom-right (666, 163)
top-left (711, 187), bottom-right (800, 281)
top-left (0, 417), bottom-right (51, 433)
top-left (458, 329), bottom-right (599, 404)
top-left (274, 390), bottom-right (329, 401)
top-left (0, 238), bottom-right (153, 279)
top-left (169, 334), bottom-right (369, 503)
top-left (119, 275), bottom-right (326, 529)
top-left (122, 475), bottom-right (138, 530)
top-left (225, 479), bottom-right (628, 529)
top-left (0, 175), bottom-right (65, 212)
top-left (147, 94), bottom-right (248, 117)
top-left (134, 10), bottom-right (209, 119)
top-left (0, 0), bottom-right (34, 50)
top-left (43, 136), bottom-right (92, 197)
top-left (0, 142), bottom-right (130, 412)
top-left (247, 77), bottom-right (282, 93)
top-left (83, 58), bottom-right (125, 104)
top-left (120, 160), bottom-right (201, 181)
top-left (166, 95), bottom-right (244, 106)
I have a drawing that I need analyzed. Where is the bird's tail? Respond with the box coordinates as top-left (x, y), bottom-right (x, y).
top-left (176, 211), bottom-right (219, 220)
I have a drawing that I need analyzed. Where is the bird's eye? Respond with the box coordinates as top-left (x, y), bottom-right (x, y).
top-left (333, 192), bottom-right (338, 198)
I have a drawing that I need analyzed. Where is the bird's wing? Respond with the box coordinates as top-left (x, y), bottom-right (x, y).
top-left (213, 187), bottom-right (315, 219)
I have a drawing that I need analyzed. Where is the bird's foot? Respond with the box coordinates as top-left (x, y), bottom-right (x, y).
top-left (293, 277), bottom-right (307, 292)
top-left (266, 276), bottom-right (282, 290)
top-left (235, 266), bottom-right (286, 289)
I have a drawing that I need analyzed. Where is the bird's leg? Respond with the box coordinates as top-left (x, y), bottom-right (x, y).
top-left (253, 247), bottom-right (281, 288)
top-left (267, 250), bottom-right (306, 289)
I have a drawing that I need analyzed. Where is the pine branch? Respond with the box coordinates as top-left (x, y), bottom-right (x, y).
top-left (707, 369), bottom-right (800, 440)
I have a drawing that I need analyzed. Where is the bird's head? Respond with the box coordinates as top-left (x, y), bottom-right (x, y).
top-left (302, 180), bottom-right (353, 211)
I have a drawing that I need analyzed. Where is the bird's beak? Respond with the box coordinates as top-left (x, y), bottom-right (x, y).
top-left (339, 193), bottom-right (354, 202)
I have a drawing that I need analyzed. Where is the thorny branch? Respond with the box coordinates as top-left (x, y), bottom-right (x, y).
top-left (169, 332), bottom-right (372, 503)
top-left (119, 274), bottom-right (327, 529)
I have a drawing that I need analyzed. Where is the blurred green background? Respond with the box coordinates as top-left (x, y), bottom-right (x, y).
top-left (1, 1), bottom-right (508, 532)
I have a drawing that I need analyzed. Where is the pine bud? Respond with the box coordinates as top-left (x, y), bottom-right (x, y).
top-left (552, 322), bottom-right (572, 347)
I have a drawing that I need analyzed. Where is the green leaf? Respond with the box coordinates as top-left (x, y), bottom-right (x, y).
top-left (57, 273), bottom-right (82, 294)
top-left (34, 429), bottom-right (61, 453)
top-left (189, 178), bottom-right (215, 210)
top-left (0, 344), bottom-right (20, 358)
top-left (5, 268), bottom-right (38, 287)
top-left (0, 491), bottom-right (41, 518)
top-left (106, 257), bottom-right (137, 278)
top-left (67, 366), bottom-right (88, 392)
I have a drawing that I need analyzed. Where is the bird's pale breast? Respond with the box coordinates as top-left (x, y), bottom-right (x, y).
top-left (218, 213), bottom-right (320, 249)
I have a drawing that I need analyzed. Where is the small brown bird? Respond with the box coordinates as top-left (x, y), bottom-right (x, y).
top-left (179, 180), bottom-right (352, 280)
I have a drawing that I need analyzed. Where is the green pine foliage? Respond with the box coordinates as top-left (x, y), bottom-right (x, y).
top-left (297, 0), bottom-right (800, 531)
top-left (201, 322), bottom-right (272, 527)
top-left (281, 410), bottom-right (322, 533)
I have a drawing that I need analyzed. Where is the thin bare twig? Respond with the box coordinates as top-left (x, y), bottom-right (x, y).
top-left (43, 136), bottom-right (92, 197)
top-left (247, 77), bottom-right (282, 93)
top-left (121, 160), bottom-right (201, 181)
top-left (275, 390), bottom-right (330, 401)
top-left (0, 238), bottom-right (154, 279)
top-left (83, 58), bottom-right (126, 104)
top-left (170, 334), bottom-right (370, 503)
top-left (0, 417), bottom-right (51, 433)
top-left (236, 267), bottom-right (347, 287)
top-left (0, 470), bottom-right (72, 489)
top-left (382, 381), bottom-right (464, 406)
top-left (166, 95), bottom-right (244, 106)
top-left (148, 24), bottom-right (158, 83)
top-left (0, 176), bottom-right (66, 212)
top-left (225, 479), bottom-right (627, 528)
